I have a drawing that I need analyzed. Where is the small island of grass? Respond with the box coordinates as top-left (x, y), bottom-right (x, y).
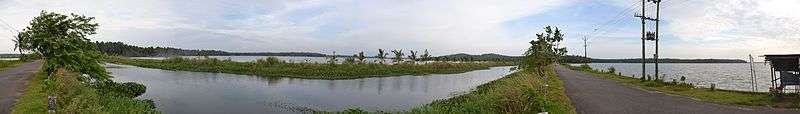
top-left (107, 56), bottom-right (515, 80)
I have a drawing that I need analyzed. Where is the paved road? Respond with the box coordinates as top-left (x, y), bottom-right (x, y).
top-left (555, 66), bottom-right (800, 114)
top-left (0, 61), bottom-right (42, 114)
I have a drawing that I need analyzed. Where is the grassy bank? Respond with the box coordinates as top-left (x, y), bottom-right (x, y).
top-left (409, 66), bottom-right (575, 114)
top-left (107, 57), bottom-right (514, 80)
top-left (563, 64), bottom-right (800, 108)
top-left (12, 70), bottom-right (159, 114)
top-left (328, 66), bottom-right (575, 114)
top-left (0, 60), bottom-right (25, 71)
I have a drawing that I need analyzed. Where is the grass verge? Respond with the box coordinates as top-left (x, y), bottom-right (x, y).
top-left (12, 69), bottom-right (159, 114)
top-left (563, 64), bottom-right (800, 108)
top-left (0, 60), bottom-right (25, 71)
top-left (107, 56), bottom-right (514, 80)
top-left (325, 66), bottom-right (576, 114)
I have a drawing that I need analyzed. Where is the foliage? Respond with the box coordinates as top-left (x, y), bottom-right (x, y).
top-left (391, 49), bottom-right (404, 63)
top-left (108, 57), bottom-right (514, 80)
top-left (12, 70), bottom-right (158, 114)
top-left (255, 57), bottom-right (285, 66)
top-left (376, 49), bottom-right (387, 64)
top-left (344, 56), bottom-right (356, 64)
top-left (606, 67), bottom-right (616, 74)
top-left (523, 26), bottom-right (567, 70)
top-left (0, 60), bottom-right (26, 71)
top-left (409, 67), bottom-right (575, 114)
top-left (408, 50), bottom-right (418, 62)
top-left (356, 51), bottom-right (366, 64)
top-left (420, 49), bottom-right (431, 61)
top-left (15, 11), bottom-right (111, 83)
top-left (327, 51), bottom-right (338, 65)
top-left (94, 82), bottom-right (147, 98)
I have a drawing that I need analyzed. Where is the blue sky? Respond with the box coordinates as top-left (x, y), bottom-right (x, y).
top-left (0, 0), bottom-right (798, 60)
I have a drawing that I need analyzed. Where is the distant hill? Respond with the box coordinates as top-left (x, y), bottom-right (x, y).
top-left (94, 42), bottom-right (326, 57)
top-left (561, 55), bottom-right (747, 63)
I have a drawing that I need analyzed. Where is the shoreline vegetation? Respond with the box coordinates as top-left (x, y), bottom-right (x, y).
top-left (12, 70), bottom-right (158, 114)
top-left (325, 66), bottom-right (576, 114)
top-left (408, 66), bottom-right (575, 113)
top-left (563, 64), bottom-right (800, 108)
top-left (107, 56), bottom-right (516, 80)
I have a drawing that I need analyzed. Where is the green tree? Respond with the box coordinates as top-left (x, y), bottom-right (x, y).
top-left (377, 49), bottom-right (387, 64)
top-left (327, 51), bottom-right (337, 65)
top-left (15, 11), bottom-right (114, 112)
top-left (391, 49), bottom-right (404, 63)
top-left (16, 11), bottom-right (111, 83)
top-left (523, 26), bottom-right (567, 74)
top-left (420, 49), bottom-right (431, 61)
top-left (408, 50), bottom-right (418, 63)
top-left (356, 51), bottom-right (366, 64)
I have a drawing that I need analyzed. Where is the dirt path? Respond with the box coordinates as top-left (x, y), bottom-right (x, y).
top-left (555, 66), bottom-right (799, 114)
top-left (0, 60), bottom-right (42, 114)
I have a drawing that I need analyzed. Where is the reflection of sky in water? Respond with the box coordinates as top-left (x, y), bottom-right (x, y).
top-left (106, 64), bottom-right (513, 114)
top-left (571, 63), bottom-right (777, 92)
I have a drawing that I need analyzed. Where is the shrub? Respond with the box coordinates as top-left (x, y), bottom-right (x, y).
top-left (606, 67), bottom-right (616, 74)
top-left (95, 82), bottom-right (147, 98)
top-left (255, 57), bottom-right (284, 66)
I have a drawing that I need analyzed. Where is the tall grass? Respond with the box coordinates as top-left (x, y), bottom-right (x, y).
top-left (0, 60), bottom-right (25, 71)
top-left (408, 66), bottom-right (576, 114)
top-left (107, 57), bottom-right (514, 80)
top-left (12, 70), bottom-right (159, 114)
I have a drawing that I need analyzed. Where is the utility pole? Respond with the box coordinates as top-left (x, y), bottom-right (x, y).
top-left (582, 36), bottom-right (588, 59)
top-left (634, 0), bottom-right (661, 80)
top-left (654, 0), bottom-right (661, 80)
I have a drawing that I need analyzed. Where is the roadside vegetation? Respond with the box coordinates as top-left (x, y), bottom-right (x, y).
top-left (107, 56), bottom-right (514, 80)
top-left (0, 60), bottom-right (25, 71)
top-left (564, 64), bottom-right (800, 108)
top-left (10, 11), bottom-right (159, 113)
top-left (12, 70), bottom-right (157, 114)
top-left (409, 67), bottom-right (575, 114)
top-left (324, 26), bottom-right (575, 114)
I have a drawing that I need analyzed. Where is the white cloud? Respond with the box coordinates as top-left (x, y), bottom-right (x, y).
top-left (0, 0), bottom-right (574, 56)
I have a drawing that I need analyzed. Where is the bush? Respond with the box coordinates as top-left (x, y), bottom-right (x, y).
top-left (95, 82), bottom-right (147, 98)
top-left (606, 67), bottom-right (616, 74)
top-left (255, 57), bottom-right (284, 66)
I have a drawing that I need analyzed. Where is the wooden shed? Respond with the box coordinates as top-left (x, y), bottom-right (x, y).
top-left (764, 54), bottom-right (800, 93)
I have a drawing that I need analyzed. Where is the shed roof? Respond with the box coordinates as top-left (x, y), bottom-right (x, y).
top-left (764, 54), bottom-right (800, 71)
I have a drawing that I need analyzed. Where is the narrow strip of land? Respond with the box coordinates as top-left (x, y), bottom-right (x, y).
top-left (555, 66), bottom-right (798, 114)
top-left (0, 61), bottom-right (41, 114)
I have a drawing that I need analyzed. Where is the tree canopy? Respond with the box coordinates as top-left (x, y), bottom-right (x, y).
top-left (15, 11), bottom-right (111, 82)
top-left (523, 26), bottom-right (567, 69)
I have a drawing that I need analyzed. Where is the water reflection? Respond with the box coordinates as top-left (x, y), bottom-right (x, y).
top-left (106, 64), bottom-right (513, 114)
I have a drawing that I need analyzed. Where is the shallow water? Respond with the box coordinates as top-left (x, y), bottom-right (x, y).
top-left (571, 63), bottom-right (777, 92)
top-left (107, 64), bottom-right (514, 114)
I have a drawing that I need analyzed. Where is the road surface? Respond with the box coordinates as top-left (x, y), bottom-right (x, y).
top-left (0, 61), bottom-right (42, 114)
top-left (556, 66), bottom-right (799, 114)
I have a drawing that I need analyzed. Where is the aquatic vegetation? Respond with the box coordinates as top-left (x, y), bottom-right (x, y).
top-left (108, 57), bottom-right (514, 80)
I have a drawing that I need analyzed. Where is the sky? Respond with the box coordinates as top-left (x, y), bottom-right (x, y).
top-left (0, 0), bottom-right (798, 61)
